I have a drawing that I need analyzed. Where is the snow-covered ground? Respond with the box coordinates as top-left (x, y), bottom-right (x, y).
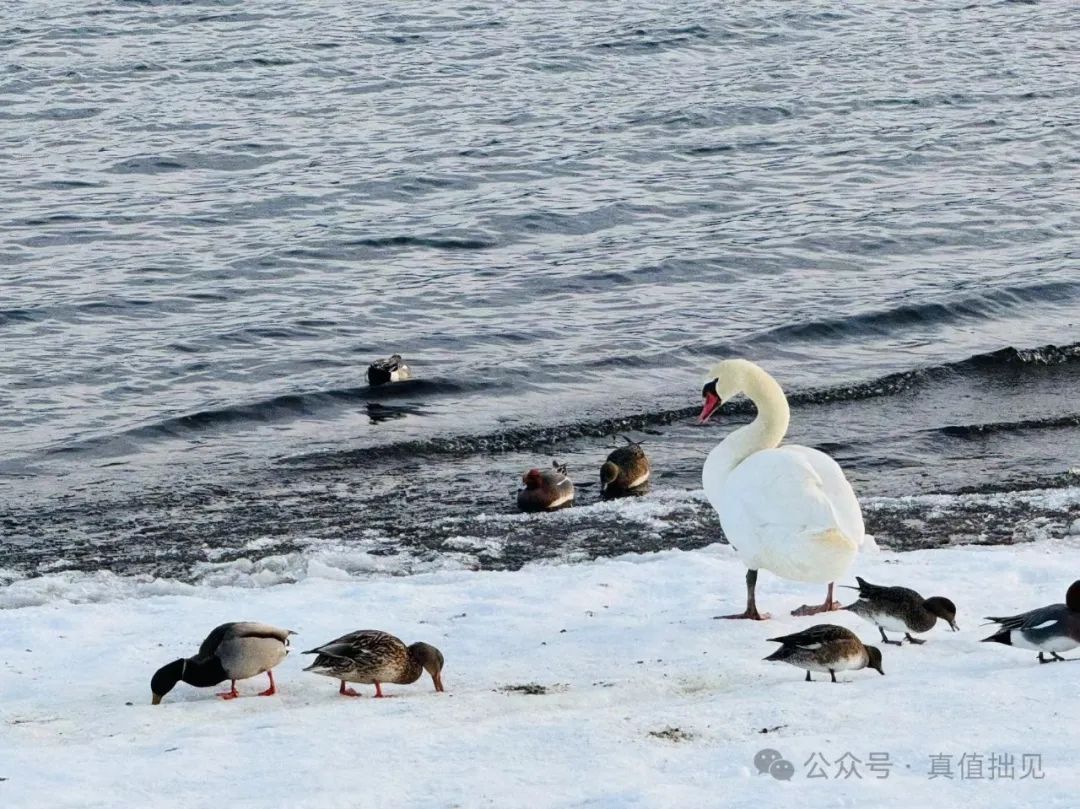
top-left (2, 536), bottom-right (1078, 808)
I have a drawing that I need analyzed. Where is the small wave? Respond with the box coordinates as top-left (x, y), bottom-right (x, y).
top-left (290, 340), bottom-right (1080, 468)
top-left (747, 282), bottom-right (1080, 347)
top-left (342, 235), bottom-right (496, 250)
top-left (937, 414), bottom-right (1080, 438)
top-left (43, 379), bottom-right (492, 457)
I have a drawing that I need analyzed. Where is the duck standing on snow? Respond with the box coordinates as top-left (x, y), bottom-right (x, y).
top-left (600, 436), bottom-right (651, 498)
top-left (303, 630), bottom-right (445, 697)
top-left (843, 577), bottom-right (958, 645)
top-left (698, 359), bottom-right (867, 620)
top-left (764, 624), bottom-right (884, 683)
top-left (982, 580), bottom-right (1080, 664)
top-left (517, 461), bottom-right (575, 512)
top-left (367, 354), bottom-right (410, 385)
top-left (150, 622), bottom-right (295, 704)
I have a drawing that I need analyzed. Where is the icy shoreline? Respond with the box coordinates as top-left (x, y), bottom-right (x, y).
top-left (2, 538), bottom-right (1078, 808)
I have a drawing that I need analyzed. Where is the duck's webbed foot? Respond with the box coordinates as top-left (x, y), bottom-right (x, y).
top-left (904, 634), bottom-right (926, 645)
top-left (879, 628), bottom-right (902, 646)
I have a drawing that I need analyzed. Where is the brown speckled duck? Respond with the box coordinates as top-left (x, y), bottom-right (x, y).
top-left (600, 436), bottom-right (651, 498)
top-left (302, 630), bottom-right (445, 697)
top-left (516, 461), bottom-right (575, 512)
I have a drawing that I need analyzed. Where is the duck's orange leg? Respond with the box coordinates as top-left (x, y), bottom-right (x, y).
top-left (258, 670), bottom-right (277, 697)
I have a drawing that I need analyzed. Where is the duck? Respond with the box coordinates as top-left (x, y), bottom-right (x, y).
top-left (150, 622), bottom-right (294, 704)
top-left (302, 630), bottom-right (445, 697)
top-left (600, 436), bottom-right (651, 498)
top-left (367, 354), bottom-right (410, 385)
top-left (699, 359), bottom-right (866, 620)
top-left (517, 461), bottom-right (575, 512)
top-left (843, 576), bottom-right (958, 645)
top-left (982, 580), bottom-right (1080, 663)
top-left (764, 624), bottom-right (884, 683)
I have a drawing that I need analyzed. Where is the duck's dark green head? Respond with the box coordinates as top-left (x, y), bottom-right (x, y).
top-left (151, 659), bottom-right (185, 705)
top-left (409, 642), bottom-right (445, 692)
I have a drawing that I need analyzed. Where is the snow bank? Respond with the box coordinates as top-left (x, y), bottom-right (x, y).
top-left (2, 539), bottom-right (1078, 808)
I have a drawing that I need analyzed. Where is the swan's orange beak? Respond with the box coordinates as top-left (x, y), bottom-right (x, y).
top-left (698, 392), bottom-right (722, 424)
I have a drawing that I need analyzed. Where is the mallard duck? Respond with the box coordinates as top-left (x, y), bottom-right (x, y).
top-left (699, 360), bottom-right (867, 619)
top-left (843, 576), bottom-right (958, 645)
top-left (302, 629), bottom-right (445, 697)
top-left (764, 624), bottom-right (884, 682)
top-left (600, 436), bottom-right (651, 498)
top-left (367, 354), bottom-right (410, 385)
top-left (150, 622), bottom-right (294, 704)
top-left (516, 461), bottom-right (575, 512)
top-left (982, 580), bottom-right (1080, 663)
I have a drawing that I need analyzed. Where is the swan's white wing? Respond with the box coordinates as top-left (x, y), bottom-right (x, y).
top-left (782, 445), bottom-right (866, 546)
top-left (713, 447), bottom-right (859, 583)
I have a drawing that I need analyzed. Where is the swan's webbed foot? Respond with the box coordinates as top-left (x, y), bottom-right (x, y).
top-left (714, 568), bottom-right (770, 620)
top-left (714, 609), bottom-right (771, 621)
top-left (792, 583), bottom-right (842, 616)
top-left (905, 634), bottom-right (926, 645)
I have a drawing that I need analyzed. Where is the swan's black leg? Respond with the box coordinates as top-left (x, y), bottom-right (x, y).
top-left (716, 569), bottom-right (770, 620)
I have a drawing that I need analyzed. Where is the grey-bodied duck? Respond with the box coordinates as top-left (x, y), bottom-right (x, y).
top-left (150, 622), bottom-right (295, 704)
top-left (517, 461), bottom-right (575, 512)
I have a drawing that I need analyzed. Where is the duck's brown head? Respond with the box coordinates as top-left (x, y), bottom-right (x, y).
top-left (409, 642), bottom-right (445, 692)
top-left (600, 461), bottom-right (621, 492)
top-left (925, 596), bottom-right (959, 630)
top-left (522, 469), bottom-right (544, 489)
top-left (865, 646), bottom-right (885, 675)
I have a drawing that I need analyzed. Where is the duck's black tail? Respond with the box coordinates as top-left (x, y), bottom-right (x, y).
top-left (981, 628), bottom-right (1012, 646)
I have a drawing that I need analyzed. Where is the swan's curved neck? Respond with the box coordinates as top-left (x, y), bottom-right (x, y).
top-left (704, 366), bottom-right (790, 483)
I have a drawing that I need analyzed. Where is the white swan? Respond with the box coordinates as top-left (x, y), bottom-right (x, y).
top-left (699, 359), bottom-right (865, 620)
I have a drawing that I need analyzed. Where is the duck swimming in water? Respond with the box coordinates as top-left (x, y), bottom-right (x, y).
top-left (367, 354), bottom-right (410, 385)
top-left (517, 461), bottom-right (575, 512)
top-left (150, 622), bottom-right (294, 704)
top-left (303, 630), bottom-right (445, 697)
top-left (600, 436), bottom-right (651, 498)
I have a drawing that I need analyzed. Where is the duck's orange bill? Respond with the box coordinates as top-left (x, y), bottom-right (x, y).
top-left (698, 392), bottom-right (722, 424)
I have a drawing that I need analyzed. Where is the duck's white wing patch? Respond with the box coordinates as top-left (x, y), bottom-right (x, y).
top-left (1029, 620), bottom-right (1059, 630)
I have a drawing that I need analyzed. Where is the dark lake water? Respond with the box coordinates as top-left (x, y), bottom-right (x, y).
top-left (2, 0), bottom-right (1078, 585)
